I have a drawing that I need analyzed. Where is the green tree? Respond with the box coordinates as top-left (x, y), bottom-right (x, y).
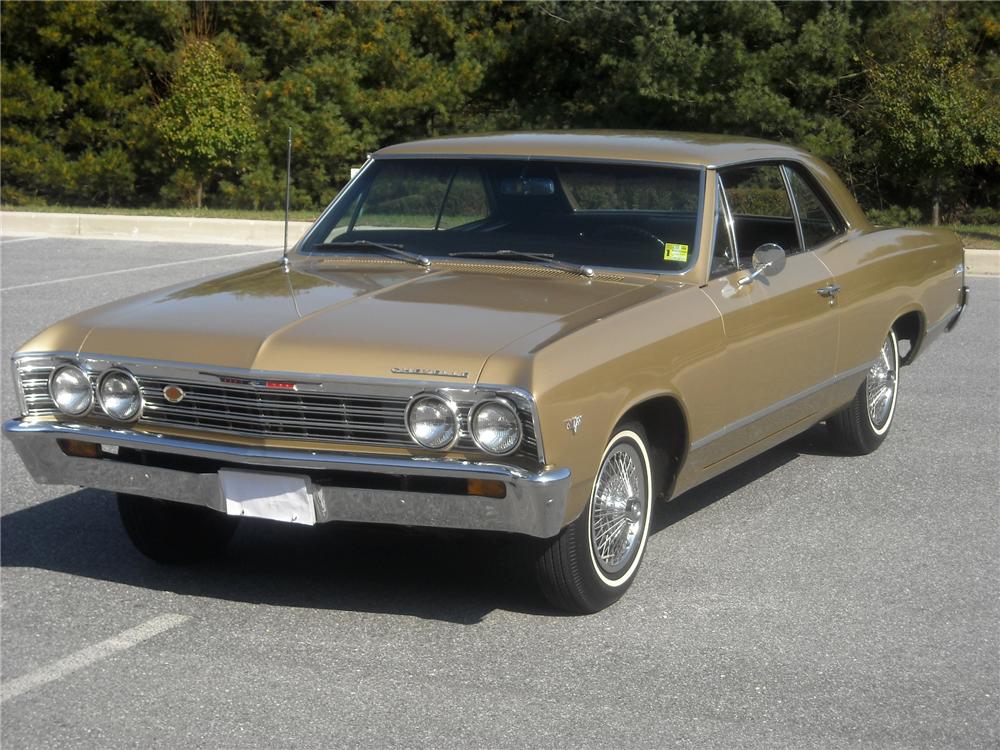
top-left (860, 5), bottom-right (1000, 224)
top-left (1, 1), bottom-right (180, 206)
top-left (212, 1), bottom-right (501, 209)
top-left (155, 37), bottom-right (256, 207)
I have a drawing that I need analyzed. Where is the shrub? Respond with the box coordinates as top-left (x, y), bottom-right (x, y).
top-left (964, 206), bottom-right (1000, 225)
top-left (866, 205), bottom-right (923, 226)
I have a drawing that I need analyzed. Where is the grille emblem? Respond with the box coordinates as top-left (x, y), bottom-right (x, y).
top-left (163, 385), bottom-right (186, 403)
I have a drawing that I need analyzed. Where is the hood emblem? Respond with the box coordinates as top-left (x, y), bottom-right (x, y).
top-left (163, 385), bottom-right (186, 403)
top-left (391, 367), bottom-right (469, 379)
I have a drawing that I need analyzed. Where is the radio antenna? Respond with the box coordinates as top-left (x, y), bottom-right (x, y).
top-left (283, 126), bottom-right (292, 268)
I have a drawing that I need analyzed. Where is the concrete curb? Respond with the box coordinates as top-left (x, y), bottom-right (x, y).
top-left (964, 248), bottom-right (999, 277)
top-left (0, 211), bottom-right (313, 247)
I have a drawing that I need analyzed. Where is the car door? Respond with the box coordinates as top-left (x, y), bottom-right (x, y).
top-left (694, 164), bottom-right (839, 470)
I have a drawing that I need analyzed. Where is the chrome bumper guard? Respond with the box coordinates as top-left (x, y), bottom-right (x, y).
top-left (3, 420), bottom-right (571, 539)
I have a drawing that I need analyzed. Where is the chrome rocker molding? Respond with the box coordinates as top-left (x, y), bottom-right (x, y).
top-left (2, 420), bottom-right (571, 539)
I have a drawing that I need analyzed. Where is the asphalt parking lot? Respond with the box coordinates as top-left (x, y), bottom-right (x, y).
top-left (1, 235), bottom-right (997, 748)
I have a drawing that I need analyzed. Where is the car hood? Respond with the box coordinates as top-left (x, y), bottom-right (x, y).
top-left (57, 260), bottom-right (666, 381)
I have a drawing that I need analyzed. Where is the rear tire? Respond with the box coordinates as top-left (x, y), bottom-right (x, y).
top-left (117, 493), bottom-right (239, 564)
top-left (535, 422), bottom-right (655, 613)
top-left (828, 329), bottom-right (900, 455)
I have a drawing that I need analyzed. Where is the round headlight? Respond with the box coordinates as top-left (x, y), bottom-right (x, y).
top-left (98, 369), bottom-right (142, 421)
top-left (49, 365), bottom-right (94, 416)
top-left (406, 395), bottom-right (459, 450)
top-left (471, 399), bottom-right (523, 455)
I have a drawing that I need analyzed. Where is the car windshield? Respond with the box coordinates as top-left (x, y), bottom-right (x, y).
top-left (302, 158), bottom-right (703, 272)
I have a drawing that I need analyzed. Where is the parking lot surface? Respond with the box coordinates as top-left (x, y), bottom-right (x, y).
top-left (2, 236), bottom-right (998, 748)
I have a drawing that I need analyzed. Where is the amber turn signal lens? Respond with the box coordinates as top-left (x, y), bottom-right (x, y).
top-left (57, 439), bottom-right (101, 458)
top-left (466, 479), bottom-right (506, 498)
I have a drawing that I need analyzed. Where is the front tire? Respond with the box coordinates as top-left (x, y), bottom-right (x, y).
top-left (535, 422), bottom-right (655, 613)
top-left (117, 493), bottom-right (239, 564)
top-left (828, 329), bottom-right (900, 455)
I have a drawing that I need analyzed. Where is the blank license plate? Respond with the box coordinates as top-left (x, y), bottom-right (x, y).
top-left (219, 470), bottom-right (316, 525)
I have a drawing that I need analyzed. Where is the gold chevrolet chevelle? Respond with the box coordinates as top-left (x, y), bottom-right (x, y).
top-left (5, 132), bottom-right (969, 612)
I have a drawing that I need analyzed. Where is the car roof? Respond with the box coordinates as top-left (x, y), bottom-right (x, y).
top-left (373, 131), bottom-right (814, 168)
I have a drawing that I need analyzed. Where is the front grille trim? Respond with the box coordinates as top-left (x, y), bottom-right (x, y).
top-left (14, 355), bottom-right (543, 463)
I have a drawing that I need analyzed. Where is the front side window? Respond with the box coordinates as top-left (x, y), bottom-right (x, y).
top-left (718, 164), bottom-right (800, 259)
top-left (305, 158), bottom-right (704, 273)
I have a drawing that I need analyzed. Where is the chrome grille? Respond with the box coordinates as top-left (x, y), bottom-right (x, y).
top-left (17, 365), bottom-right (59, 416)
top-left (16, 360), bottom-right (539, 461)
top-left (138, 376), bottom-right (412, 446)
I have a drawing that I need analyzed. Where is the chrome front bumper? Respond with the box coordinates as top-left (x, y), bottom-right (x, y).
top-left (2, 420), bottom-right (571, 539)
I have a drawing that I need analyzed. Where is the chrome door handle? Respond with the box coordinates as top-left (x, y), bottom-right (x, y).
top-left (817, 284), bottom-right (841, 298)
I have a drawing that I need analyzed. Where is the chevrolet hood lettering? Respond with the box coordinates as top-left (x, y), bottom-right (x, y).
top-left (391, 367), bottom-right (469, 379)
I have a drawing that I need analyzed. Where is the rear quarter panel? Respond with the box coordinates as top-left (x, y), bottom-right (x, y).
top-left (817, 227), bottom-right (964, 374)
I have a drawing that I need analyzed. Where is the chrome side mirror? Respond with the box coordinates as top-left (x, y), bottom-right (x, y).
top-left (738, 243), bottom-right (786, 286)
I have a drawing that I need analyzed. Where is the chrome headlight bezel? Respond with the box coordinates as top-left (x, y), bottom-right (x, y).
top-left (97, 368), bottom-right (143, 422)
top-left (405, 393), bottom-right (460, 450)
top-left (48, 364), bottom-right (95, 417)
top-left (470, 397), bottom-right (524, 456)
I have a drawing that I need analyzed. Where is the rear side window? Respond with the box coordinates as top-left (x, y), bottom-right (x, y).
top-left (786, 167), bottom-right (840, 249)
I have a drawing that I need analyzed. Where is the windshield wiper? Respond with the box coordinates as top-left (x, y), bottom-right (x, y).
top-left (449, 249), bottom-right (594, 278)
top-left (312, 240), bottom-right (431, 267)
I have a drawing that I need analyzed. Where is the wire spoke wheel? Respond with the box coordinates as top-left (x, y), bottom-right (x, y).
top-left (535, 423), bottom-right (656, 613)
top-left (590, 442), bottom-right (646, 575)
top-left (829, 328), bottom-right (900, 455)
top-left (866, 335), bottom-right (897, 431)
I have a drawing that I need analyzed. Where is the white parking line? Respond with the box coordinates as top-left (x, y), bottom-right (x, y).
top-left (0, 236), bottom-right (50, 245)
top-left (0, 613), bottom-right (191, 702)
top-left (0, 247), bottom-right (281, 292)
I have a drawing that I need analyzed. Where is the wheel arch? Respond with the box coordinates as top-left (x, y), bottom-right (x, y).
top-left (616, 393), bottom-right (689, 502)
top-left (890, 306), bottom-right (926, 366)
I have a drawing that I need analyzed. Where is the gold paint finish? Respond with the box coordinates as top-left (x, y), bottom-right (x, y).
top-left (13, 132), bottom-right (963, 532)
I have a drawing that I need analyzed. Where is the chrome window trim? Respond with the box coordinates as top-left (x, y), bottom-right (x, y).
top-left (780, 164), bottom-right (807, 255)
top-left (295, 157), bottom-right (375, 253)
top-left (372, 153), bottom-right (707, 172)
top-left (12, 351), bottom-right (548, 464)
top-left (709, 173), bottom-right (740, 279)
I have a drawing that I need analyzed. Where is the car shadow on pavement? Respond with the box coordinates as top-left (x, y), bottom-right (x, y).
top-left (1, 425), bottom-right (835, 622)
top-left (650, 423), bottom-right (838, 534)
top-left (0, 487), bottom-right (547, 624)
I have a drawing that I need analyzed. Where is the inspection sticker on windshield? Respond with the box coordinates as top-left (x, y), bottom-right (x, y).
top-left (663, 243), bottom-right (689, 262)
